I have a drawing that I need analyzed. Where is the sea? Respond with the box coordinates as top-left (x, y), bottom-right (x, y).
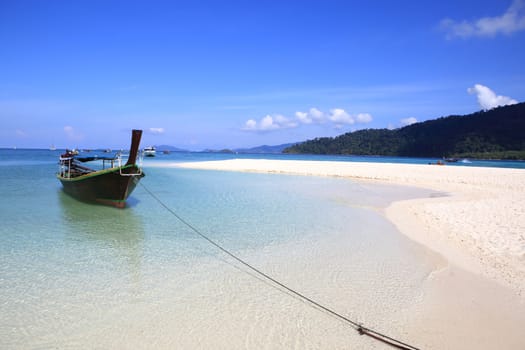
top-left (0, 149), bottom-right (523, 349)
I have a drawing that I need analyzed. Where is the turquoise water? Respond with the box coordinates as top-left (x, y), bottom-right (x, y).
top-left (1, 149), bottom-right (450, 348)
top-left (2, 148), bottom-right (524, 168)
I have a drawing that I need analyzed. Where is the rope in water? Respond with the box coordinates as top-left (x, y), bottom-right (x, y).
top-left (140, 183), bottom-right (421, 350)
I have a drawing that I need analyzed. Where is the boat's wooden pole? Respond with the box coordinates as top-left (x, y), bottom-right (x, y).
top-left (126, 129), bottom-right (143, 166)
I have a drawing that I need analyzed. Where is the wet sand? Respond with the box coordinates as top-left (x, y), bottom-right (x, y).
top-left (172, 158), bottom-right (525, 349)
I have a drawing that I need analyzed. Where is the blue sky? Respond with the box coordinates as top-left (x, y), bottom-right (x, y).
top-left (1, 0), bottom-right (524, 150)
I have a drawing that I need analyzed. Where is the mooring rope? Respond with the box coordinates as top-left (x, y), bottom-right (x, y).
top-left (140, 182), bottom-right (421, 350)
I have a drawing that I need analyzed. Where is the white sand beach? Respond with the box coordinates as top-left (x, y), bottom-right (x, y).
top-left (171, 159), bottom-right (525, 348)
top-left (175, 159), bottom-right (525, 295)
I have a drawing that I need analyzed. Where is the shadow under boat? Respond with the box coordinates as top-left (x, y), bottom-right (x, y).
top-left (58, 191), bottom-right (146, 282)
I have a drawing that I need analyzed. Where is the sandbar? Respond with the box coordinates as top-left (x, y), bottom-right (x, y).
top-left (173, 159), bottom-right (525, 296)
top-left (163, 158), bottom-right (525, 348)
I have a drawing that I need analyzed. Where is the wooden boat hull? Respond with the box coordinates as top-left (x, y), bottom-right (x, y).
top-left (58, 165), bottom-right (144, 208)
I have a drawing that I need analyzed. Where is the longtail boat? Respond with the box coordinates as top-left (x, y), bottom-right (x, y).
top-left (57, 129), bottom-right (145, 208)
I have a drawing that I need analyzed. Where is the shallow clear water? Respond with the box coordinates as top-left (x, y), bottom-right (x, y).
top-left (1, 149), bottom-right (444, 348)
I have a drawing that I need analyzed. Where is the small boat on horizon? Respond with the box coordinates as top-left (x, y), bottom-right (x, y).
top-left (57, 129), bottom-right (145, 208)
top-left (143, 146), bottom-right (156, 157)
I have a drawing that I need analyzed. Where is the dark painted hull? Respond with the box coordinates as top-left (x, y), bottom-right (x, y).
top-left (58, 165), bottom-right (145, 208)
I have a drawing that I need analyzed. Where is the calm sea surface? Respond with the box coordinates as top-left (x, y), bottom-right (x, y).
top-left (0, 149), bottom-right (519, 348)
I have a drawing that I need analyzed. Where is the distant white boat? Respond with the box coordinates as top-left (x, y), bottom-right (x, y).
top-left (143, 146), bottom-right (156, 157)
top-left (50, 144), bottom-right (57, 151)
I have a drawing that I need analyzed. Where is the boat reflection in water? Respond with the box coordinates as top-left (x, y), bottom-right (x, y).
top-left (58, 191), bottom-right (145, 287)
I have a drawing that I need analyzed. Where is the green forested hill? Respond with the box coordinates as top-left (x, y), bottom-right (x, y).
top-left (283, 102), bottom-right (525, 159)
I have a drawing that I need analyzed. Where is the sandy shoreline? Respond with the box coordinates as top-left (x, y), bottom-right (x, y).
top-left (152, 158), bottom-right (525, 348)
top-left (173, 159), bottom-right (525, 296)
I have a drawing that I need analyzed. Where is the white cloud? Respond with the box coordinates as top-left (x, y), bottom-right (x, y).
top-left (148, 127), bottom-right (165, 135)
top-left (295, 107), bottom-right (325, 124)
top-left (244, 119), bottom-right (257, 130)
top-left (467, 84), bottom-right (518, 110)
top-left (243, 107), bottom-right (372, 132)
top-left (400, 117), bottom-right (418, 126)
top-left (242, 114), bottom-right (296, 131)
top-left (329, 108), bottom-right (354, 125)
top-left (295, 111), bottom-right (311, 124)
top-left (274, 114), bottom-right (298, 128)
top-left (260, 115), bottom-right (279, 130)
top-left (294, 107), bottom-right (372, 126)
top-left (309, 107), bottom-right (325, 122)
top-left (356, 113), bottom-right (373, 123)
top-left (440, 0), bottom-right (525, 38)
